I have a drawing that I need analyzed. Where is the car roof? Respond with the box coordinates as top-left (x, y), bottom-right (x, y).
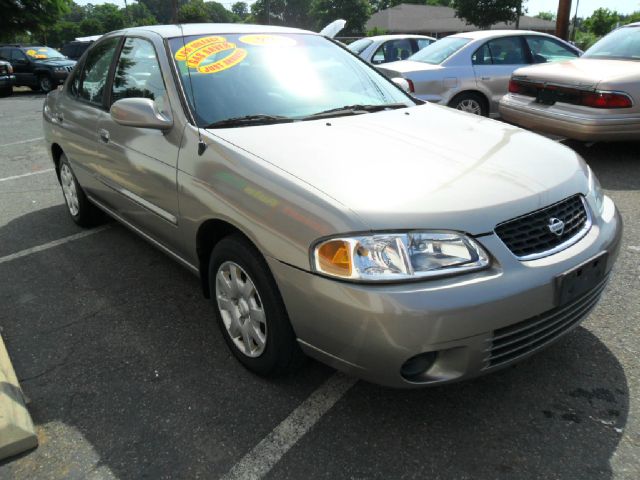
top-left (367, 34), bottom-right (435, 41)
top-left (114, 23), bottom-right (314, 39)
top-left (449, 30), bottom-right (549, 40)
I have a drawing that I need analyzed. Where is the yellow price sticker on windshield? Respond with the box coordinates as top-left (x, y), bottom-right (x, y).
top-left (239, 35), bottom-right (296, 47)
top-left (186, 41), bottom-right (236, 68)
top-left (198, 48), bottom-right (247, 74)
top-left (174, 36), bottom-right (226, 61)
top-left (26, 49), bottom-right (37, 57)
top-left (35, 55), bottom-right (48, 59)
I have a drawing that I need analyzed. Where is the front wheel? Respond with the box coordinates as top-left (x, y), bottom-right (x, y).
top-left (209, 235), bottom-right (305, 376)
top-left (58, 154), bottom-right (102, 227)
top-left (449, 92), bottom-right (488, 117)
top-left (38, 75), bottom-right (53, 93)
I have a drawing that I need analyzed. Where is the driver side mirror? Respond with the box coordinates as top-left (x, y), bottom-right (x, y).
top-left (110, 98), bottom-right (172, 130)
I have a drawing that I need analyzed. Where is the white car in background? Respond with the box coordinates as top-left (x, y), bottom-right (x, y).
top-left (378, 30), bottom-right (581, 116)
top-left (348, 34), bottom-right (435, 65)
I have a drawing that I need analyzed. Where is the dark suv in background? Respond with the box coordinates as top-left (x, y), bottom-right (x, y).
top-left (0, 45), bottom-right (76, 92)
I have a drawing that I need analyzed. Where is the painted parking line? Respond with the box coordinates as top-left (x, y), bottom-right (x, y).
top-left (0, 168), bottom-right (54, 183)
top-left (0, 226), bottom-right (110, 265)
top-left (221, 372), bottom-right (357, 480)
top-left (0, 137), bottom-right (44, 148)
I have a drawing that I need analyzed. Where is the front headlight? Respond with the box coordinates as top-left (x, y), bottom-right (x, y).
top-left (312, 231), bottom-right (490, 282)
top-left (54, 66), bottom-right (66, 72)
top-left (588, 166), bottom-right (604, 215)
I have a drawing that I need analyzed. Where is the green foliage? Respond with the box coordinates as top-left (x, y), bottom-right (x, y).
top-left (535, 11), bottom-right (555, 22)
top-left (583, 8), bottom-right (620, 37)
top-left (250, 0), bottom-right (315, 29)
top-left (310, 0), bottom-right (371, 35)
top-left (138, 0), bottom-right (186, 24)
top-left (0, 0), bottom-right (73, 41)
top-left (452, 0), bottom-right (522, 29)
top-left (232, 1), bottom-right (250, 20)
top-left (574, 30), bottom-right (598, 51)
top-left (367, 26), bottom-right (388, 36)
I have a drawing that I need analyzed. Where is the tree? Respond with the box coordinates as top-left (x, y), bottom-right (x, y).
top-left (251, 0), bottom-right (287, 25)
top-left (92, 3), bottom-right (127, 32)
top-left (0, 0), bottom-right (72, 41)
top-left (232, 1), bottom-right (249, 20)
top-left (535, 11), bottom-right (555, 22)
top-left (178, 0), bottom-right (234, 23)
top-left (310, 0), bottom-right (370, 35)
top-left (128, 2), bottom-right (157, 26)
top-left (139, 0), bottom-right (187, 23)
top-left (583, 8), bottom-right (620, 36)
top-left (452, 0), bottom-right (522, 29)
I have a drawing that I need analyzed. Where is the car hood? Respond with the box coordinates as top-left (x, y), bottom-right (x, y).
top-left (210, 104), bottom-right (589, 235)
top-left (378, 60), bottom-right (441, 75)
top-left (512, 58), bottom-right (639, 89)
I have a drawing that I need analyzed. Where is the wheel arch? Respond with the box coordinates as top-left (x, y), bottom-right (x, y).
top-left (447, 90), bottom-right (490, 115)
top-left (196, 218), bottom-right (259, 299)
top-left (51, 143), bottom-right (64, 181)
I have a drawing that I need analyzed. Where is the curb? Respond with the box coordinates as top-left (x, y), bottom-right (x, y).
top-left (0, 334), bottom-right (38, 460)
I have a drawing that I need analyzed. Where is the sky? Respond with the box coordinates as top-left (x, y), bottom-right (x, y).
top-left (75, 0), bottom-right (640, 17)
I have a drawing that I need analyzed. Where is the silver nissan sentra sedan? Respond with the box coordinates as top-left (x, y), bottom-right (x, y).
top-left (43, 24), bottom-right (622, 388)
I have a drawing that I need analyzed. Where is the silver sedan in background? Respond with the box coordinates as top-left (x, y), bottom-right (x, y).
top-left (348, 34), bottom-right (435, 65)
top-left (500, 22), bottom-right (640, 141)
top-left (379, 30), bottom-right (581, 116)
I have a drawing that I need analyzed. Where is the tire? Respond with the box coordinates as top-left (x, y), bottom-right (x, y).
top-left (58, 154), bottom-right (102, 227)
top-left (0, 86), bottom-right (12, 97)
top-left (209, 234), bottom-right (305, 377)
top-left (449, 92), bottom-right (488, 117)
top-left (38, 74), bottom-right (53, 93)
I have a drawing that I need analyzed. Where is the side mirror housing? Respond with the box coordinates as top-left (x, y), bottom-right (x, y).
top-left (110, 98), bottom-right (172, 130)
top-left (392, 77), bottom-right (411, 93)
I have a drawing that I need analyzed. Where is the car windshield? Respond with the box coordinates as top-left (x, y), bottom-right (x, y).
top-left (408, 37), bottom-right (470, 64)
top-left (24, 47), bottom-right (66, 60)
top-left (583, 26), bottom-right (640, 60)
top-left (169, 33), bottom-right (413, 127)
top-left (347, 38), bottom-right (374, 54)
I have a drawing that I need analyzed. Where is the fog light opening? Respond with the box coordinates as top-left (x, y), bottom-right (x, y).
top-left (400, 352), bottom-right (438, 381)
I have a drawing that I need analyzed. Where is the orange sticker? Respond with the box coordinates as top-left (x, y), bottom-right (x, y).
top-left (239, 35), bottom-right (296, 47)
top-left (197, 48), bottom-right (247, 74)
top-left (186, 41), bottom-right (236, 68)
top-left (35, 55), bottom-right (48, 59)
top-left (174, 36), bottom-right (227, 61)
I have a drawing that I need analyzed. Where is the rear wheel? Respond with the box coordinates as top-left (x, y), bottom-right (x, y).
top-left (58, 154), bottom-right (102, 227)
top-left (209, 235), bottom-right (305, 376)
top-left (449, 92), bottom-right (488, 117)
top-left (0, 86), bottom-right (12, 97)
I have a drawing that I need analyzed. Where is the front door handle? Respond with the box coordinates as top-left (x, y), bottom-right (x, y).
top-left (98, 128), bottom-right (110, 143)
top-left (55, 113), bottom-right (64, 124)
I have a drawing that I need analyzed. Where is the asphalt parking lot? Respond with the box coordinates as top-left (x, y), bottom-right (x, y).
top-left (0, 89), bottom-right (639, 479)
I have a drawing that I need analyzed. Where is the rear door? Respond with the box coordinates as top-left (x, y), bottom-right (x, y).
top-left (56, 37), bottom-right (122, 198)
top-left (10, 49), bottom-right (32, 85)
top-left (472, 36), bottom-right (530, 112)
top-left (94, 35), bottom-right (181, 250)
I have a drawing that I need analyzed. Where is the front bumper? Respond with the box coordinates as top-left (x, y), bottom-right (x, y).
top-left (500, 94), bottom-right (640, 142)
top-left (267, 197), bottom-right (622, 388)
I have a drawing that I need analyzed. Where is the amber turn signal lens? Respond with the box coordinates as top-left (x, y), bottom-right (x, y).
top-left (316, 240), bottom-right (352, 277)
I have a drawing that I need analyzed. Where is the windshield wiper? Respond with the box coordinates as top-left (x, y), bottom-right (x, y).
top-left (300, 103), bottom-right (409, 121)
top-left (205, 114), bottom-right (294, 129)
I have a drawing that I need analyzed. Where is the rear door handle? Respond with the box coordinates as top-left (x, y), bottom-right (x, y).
top-left (98, 128), bottom-right (110, 143)
top-left (55, 113), bottom-right (64, 123)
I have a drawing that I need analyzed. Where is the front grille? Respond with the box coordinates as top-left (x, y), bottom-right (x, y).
top-left (495, 195), bottom-right (590, 259)
top-left (65, 66), bottom-right (74, 73)
top-left (484, 275), bottom-right (608, 369)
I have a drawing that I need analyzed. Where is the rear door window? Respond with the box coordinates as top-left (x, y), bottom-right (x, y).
top-left (478, 37), bottom-right (529, 65)
top-left (372, 39), bottom-right (413, 64)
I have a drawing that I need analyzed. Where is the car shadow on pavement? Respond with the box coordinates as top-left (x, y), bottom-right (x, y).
top-left (565, 140), bottom-right (640, 191)
top-left (0, 206), bottom-right (630, 479)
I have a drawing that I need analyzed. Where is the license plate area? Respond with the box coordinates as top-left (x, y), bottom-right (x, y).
top-left (555, 252), bottom-right (608, 305)
top-left (536, 88), bottom-right (557, 105)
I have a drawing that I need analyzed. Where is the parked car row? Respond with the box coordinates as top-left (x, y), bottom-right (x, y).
top-left (0, 44), bottom-right (76, 92)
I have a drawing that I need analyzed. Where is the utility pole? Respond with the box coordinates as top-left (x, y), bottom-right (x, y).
top-left (571, 0), bottom-right (581, 41)
top-left (172, 0), bottom-right (179, 24)
top-left (515, 0), bottom-right (522, 29)
top-left (556, 0), bottom-right (572, 40)
top-left (267, 0), bottom-right (271, 25)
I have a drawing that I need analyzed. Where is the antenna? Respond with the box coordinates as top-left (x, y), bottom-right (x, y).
top-left (179, 23), bottom-right (207, 156)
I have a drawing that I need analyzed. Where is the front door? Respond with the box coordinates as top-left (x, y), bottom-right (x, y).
top-left (472, 36), bottom-right (530, 113)
top-left (94, 36), bottom-right (182, 252)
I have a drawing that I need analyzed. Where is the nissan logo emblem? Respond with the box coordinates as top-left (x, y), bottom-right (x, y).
top-left (548, 217), bottom-right (565, 236)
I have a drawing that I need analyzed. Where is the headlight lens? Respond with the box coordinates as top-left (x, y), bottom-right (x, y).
top-left (588, 166), bottom-right (604, 215)
top-left (313, 231), bottom-right (489, 282)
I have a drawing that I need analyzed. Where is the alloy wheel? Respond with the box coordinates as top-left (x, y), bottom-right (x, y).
top-left (60, 163), bottom-right (79, 216)
top-left (456, 99), bottom-right (482, 115)
top-left (215, 261), bottom-right (267, 357)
